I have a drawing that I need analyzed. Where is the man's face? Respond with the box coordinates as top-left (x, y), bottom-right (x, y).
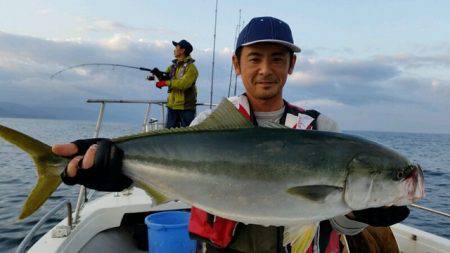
top-left (174, 45), bottom-right (185, 58)
top-left (233, 43), bottom-right (296, 101)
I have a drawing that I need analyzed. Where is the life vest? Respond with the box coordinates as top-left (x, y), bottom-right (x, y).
top-left (169, 58), bottom-right (195, 79)
top-left (230, 94), bottom-right (317, 129)
top-left (189, 94), bottom-right (340, 252)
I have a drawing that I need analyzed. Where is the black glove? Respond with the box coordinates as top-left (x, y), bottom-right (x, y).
top-left (61, 138), bottom-right (133, 192)
top-left (352, 206), bottom-right (410, 227)
top-left (151, 68), bottom-right (170, 81)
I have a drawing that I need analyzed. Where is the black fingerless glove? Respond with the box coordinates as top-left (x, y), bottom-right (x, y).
top-left (352, 206), bottom-right (410, 227)
top-left (61, 138), bottom-right (133, 192)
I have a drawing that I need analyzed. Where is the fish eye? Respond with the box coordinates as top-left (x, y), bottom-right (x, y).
top-left (394, 165), bottom-right (414, 181)
top-left (393, 168), bottom-right (406, 181)
top-left (396, 170), bottom-right (404, 180)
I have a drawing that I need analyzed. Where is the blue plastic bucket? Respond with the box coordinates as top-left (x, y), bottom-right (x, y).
top-left (144, 211), bottom-right (196, 253)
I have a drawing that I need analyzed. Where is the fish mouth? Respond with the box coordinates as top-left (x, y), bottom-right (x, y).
top-left (405, 164), bottom-right (425, 202)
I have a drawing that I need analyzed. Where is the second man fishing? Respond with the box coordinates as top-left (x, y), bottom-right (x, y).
top-left (150, 39), bottom-right (199, 128)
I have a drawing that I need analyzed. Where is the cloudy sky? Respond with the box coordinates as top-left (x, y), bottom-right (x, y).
top-left (0, 0), bottom-right (449, 133)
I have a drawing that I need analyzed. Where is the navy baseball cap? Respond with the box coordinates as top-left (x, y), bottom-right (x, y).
top-left (172, 39), bottom-right (193, 55)
top-left (236, 16), bottom-right (301, 53)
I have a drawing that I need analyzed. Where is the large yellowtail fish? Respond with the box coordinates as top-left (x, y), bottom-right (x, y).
top-left (0, 99), bottom-right (424, 252)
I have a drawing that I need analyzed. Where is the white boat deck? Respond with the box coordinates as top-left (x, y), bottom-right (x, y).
top-left (392, 223), bottom-right (450, 253)
top-left (27, 187), bottom-right (450, 253)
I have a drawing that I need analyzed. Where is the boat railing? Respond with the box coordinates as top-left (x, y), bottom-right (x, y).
top-left (86, 99), bottom-right (215, 133)
top-left (16, 201), bottom-right (72, 253)
top-left (16, 98), bottom-right (215, 253)
top-left (411, 204), bottom-right (450, 218)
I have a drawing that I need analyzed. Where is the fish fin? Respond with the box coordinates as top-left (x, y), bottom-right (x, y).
top-left (113, 98), bottom-right (253, 143)
top-left (284, 223), bottom-right (318, 253)
top-left (287, 185), bottom-right (343, 202)
top-left (133, 179), bottom-right (171, 205)
top-left (0, 124), bottom-right (66, 219)
top-left (194, 98), bottom-right (254, 130)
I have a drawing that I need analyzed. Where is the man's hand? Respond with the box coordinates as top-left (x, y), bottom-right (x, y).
top-left (350, 206), bottom-right (410, 227)
top-left (151, 68), bottom-right (170, 81)
top-left (156, 81), bottom-right (168, 89)
top-left (52, 139), bottom-right (132, 192)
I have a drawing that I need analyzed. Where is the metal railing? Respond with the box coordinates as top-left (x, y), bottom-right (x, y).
top-left (411, 204), bottom-right (450, 218)
top-left (16, 201), bottom-right (71, 253)
top-left (86, 99), bottom-right (166, 133)
top-left (86, 99), bottom-right (215, 133)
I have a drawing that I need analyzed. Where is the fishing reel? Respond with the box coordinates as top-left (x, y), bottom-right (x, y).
top-left (146, 68), bottom-right (170, 82)
top-left (151, 68), bottom-right (170, 81)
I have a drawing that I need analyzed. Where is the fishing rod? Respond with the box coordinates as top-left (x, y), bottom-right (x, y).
top-left (228, 10), bottom-right (241, 97)
top-left (209, 0), bottom-right (219, 109)
top-left (233, 11), bottom-right (243, 96)
top-left (50, 63), bottom-right (169, 80)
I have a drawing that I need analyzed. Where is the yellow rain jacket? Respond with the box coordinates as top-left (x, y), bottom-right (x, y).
top-left (165, 56), bottom-right (198, 110)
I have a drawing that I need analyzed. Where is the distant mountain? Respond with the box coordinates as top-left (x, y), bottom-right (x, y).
top-left (0, 101), bottom-right (99, 120)
top-left (0, 101), bottom-right (159, 123)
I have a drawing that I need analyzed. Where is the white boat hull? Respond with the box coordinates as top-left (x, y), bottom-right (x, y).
top-left (27, 188), bottom-right (449, 253)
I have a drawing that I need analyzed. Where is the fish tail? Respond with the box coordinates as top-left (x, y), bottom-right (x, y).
top-left (0, 124), bottom-right (66, 219)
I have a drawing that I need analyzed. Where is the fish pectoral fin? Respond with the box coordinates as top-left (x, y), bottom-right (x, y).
top-left (287, 185), bottom-right (343, 202)
top-left (284, 223), bottom-right (318, 253)
top-left (134, 180), bottom-right (171, 205)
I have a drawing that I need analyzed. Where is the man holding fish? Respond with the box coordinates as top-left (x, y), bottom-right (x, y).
top-left (6, 16), bottom-right (418, 253)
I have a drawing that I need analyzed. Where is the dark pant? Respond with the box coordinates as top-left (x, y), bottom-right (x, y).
top-left (166, 108), bottom-right (196, 128)
top-left (346, 226), bottom-right (399, 253)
